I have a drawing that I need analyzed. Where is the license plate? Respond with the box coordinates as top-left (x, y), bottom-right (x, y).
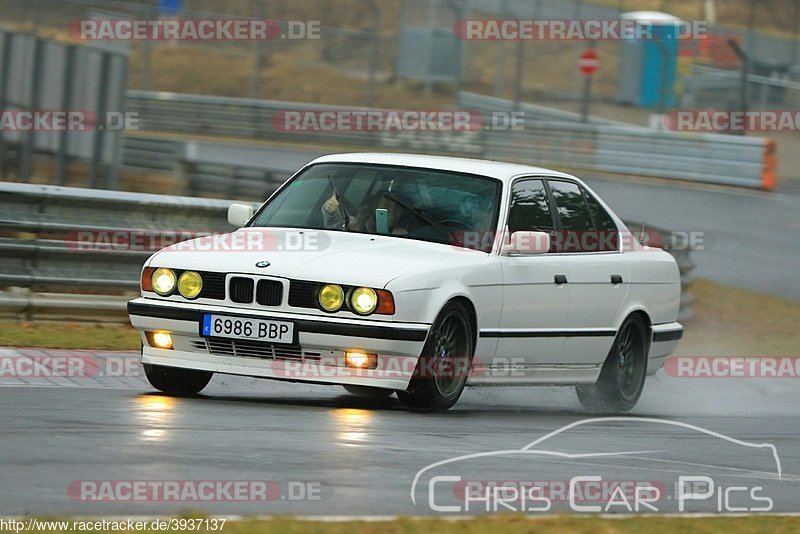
top-left (202, 314), bottom-right (294, 344)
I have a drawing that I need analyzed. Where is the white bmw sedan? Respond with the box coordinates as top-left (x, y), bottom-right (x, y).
top-left (128, 153), bottom-right (683, 411)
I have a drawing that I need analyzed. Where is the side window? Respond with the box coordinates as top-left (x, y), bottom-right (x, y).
top-left (582, 187), bottom-right (619, 252)
top-left (548, 180), bottom-right (593, 253)
top-left (507, 179), bottom-right (555, 235)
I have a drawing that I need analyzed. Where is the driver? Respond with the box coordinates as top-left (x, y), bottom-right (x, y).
top-left (321, 192), bottom-right (409, 235)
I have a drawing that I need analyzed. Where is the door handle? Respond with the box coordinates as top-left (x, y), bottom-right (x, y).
top-left (611, 275), bottom-right (624, 284)
top-left (554, 274), bottom-right (568, 285)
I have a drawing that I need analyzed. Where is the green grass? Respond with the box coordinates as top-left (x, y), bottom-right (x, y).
top-left (0, 321), bottom-right (140, 350)
top-left (15, 515), bottom-right (800, 533)
top-left (678, 279), bottom-right (800, 357)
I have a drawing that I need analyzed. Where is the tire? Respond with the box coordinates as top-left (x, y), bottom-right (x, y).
top-left (143, 363), bottom-right (212, 396)
top-left (397, 301), bottom-right (474, 411)
top-left (576, 315), bottom-right (648, 413)
top-left (343, 385), bottom-right (394, 398)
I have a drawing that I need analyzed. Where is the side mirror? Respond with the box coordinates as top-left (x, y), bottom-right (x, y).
top-left (501, 231), bottom-right (550, 255)
top-left (227, 203), bottom-right (254, 228)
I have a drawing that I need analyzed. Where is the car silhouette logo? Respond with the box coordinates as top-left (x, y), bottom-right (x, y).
top-left (255, 261), bottom-right (271, 268)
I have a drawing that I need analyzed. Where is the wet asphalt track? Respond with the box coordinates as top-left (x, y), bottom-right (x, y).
top-left (1, 349), bottom-right (798, 516)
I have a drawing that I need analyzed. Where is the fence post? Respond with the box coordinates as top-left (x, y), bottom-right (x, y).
top-left (251, 0), bottom-right (267, 99)
top-left (791, 0), bottom-right (800, 71)
top-left (56, 44), bottom-right (76, 186)
top-left (139, 0), bottom-right (156, 90)
top-left (0, 32), bottom-right (13, 179)
top-left (20, 37), bottom-right (45, 182)
top-left (107, 52), bottom-right (129, 191)
top-left (32, 0), bottom-right (43, 32)
top-left (728, 39), bottom-right (749, 136)
top-left (494, 0), bottom-right (510, 97)
top-left (366, 0), bottom-right (380, 106)
top-left (89, 51), bottom-right (111, 188)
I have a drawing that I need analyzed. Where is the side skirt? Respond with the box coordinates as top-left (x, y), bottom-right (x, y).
top-left (467, 363), bottom-right (602, 386)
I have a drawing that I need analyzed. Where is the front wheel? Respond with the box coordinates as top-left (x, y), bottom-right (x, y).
top-left (143, 363), bottom-right (212, 396)
top-left (397, 301), bottom-right (474, 411)
top-left (576, 315), bottom-right (648, 413)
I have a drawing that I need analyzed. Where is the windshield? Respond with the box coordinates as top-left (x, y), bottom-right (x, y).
top-left (250, 163), bottom-right (502, 252)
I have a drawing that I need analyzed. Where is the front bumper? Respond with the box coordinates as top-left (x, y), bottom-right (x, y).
top-left (128, 298), bottom-right (430, 390)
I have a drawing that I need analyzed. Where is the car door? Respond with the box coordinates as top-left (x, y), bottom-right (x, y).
top-left (546, 179), bottom-right (629, 365)
top-left (491, 178), bottom-right (570, 366)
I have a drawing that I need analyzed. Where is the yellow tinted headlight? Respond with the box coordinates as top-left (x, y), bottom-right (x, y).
top-left (151, 268), bottom-right (176, 296)
top-left (350, 287), bottom-right (377, 315)
top-left (319, 284), bottom-right (344, 312)
top-left (178, 271), bottom-right (203, 299)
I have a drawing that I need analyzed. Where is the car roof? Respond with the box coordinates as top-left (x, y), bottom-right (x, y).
top-left (307, 153), bottom-right (578, 183)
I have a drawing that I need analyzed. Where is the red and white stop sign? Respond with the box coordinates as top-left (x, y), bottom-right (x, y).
top-left (578, 49), bottom-right (600, 76)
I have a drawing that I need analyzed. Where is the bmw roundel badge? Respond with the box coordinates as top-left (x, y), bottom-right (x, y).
top-left (255, 261), bottom-right (271, 268)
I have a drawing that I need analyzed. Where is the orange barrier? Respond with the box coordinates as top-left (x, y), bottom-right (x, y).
top-left (762, 138), bottom-right (777, 190)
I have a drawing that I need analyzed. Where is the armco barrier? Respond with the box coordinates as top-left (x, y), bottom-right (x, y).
top-left (0, 182), bottom-right (239, 321)
top-left (125, 90), bottom-right (777, 190)
top-left (460, 92), bottom-right (777, 190)
top-left (120, 136), bottom-right (298, 198)
top-left (0, 182), bottom-right (693, 322)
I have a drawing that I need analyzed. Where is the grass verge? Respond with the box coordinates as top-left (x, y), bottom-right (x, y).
top-left (0, 321), bottom-right (140, 350)
top-left (678, 279), bottom-right (800, 357)
top-left (17, 515), bottom-right (800, 533)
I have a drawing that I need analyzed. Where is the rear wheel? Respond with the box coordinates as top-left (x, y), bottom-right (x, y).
top-left (576, 315), bottom-right (648, 413)
top-left (397, 301), bottom-right (474, 411)
top-left (342, 385), bottom-right (394, 398)
top-left (143, 363), bottom-right (212, 396)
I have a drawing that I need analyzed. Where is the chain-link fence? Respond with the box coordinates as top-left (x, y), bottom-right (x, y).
top-left (3, 0), bottom-right (800, 113)
top-left (1, 0), bottom-right (399, 106)
top-left (449, 0), bottom-right (800, 111)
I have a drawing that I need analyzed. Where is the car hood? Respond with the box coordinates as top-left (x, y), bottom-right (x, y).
top-left (148, 228), bottom-right (488, 288)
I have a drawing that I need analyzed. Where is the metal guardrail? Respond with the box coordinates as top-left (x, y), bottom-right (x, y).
top-left (457, 92), bottom-right (630, 126)
top-left (120, 136), bottom-right (295, 198)
top-left (0, 182), bottom-right (241, 321)
top-left (681, 64), bottom-right (800, 110)
top-left (125, 90), bottom-right (777, 190)
top-left (0, 182), bottom-right (694, 322)
top-left (460, 92), bottom-right (776, 190)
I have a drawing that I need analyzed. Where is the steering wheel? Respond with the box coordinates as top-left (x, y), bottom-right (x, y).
top-left (439, 219), bottom-right (473, 231)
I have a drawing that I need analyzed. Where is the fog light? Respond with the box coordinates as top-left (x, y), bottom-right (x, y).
top-left (345, 351), bottom-right (377, 369)
top-left (146, 331), bottom-right (173, 350)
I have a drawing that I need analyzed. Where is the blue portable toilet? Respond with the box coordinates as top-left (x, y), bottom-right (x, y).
top-left (617, 11), bottom-right (683, 109)
top-left (158, 0), bottom-right (182, 16)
